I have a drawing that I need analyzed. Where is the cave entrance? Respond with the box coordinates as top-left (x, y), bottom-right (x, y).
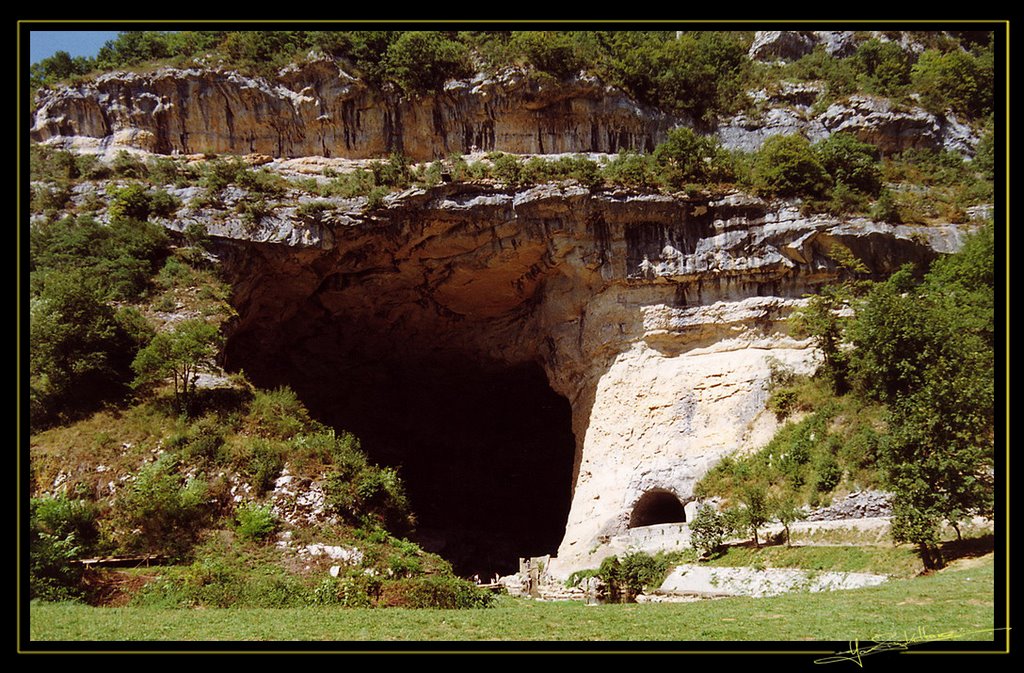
top-left (629, 489), bottom-right (687, 528)
top-left (229, 339), bottom-right (576, 578)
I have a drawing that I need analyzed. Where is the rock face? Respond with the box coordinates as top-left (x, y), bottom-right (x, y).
top-left (30, 63), bottom-right (678, 162)
top-left (31, 59), bottom-right (978, 162)
top-left (200, 179), bottom-right (969, 574)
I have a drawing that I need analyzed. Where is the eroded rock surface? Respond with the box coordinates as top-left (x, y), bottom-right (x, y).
top-left (203, 180), bottom-right (967, 573)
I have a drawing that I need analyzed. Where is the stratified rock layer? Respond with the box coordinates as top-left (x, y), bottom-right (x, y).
top-left (204, 181), bottom-right (968, 573)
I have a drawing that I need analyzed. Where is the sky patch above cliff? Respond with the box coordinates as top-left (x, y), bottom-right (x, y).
top-left (29, 31), bottom-right (119, 64)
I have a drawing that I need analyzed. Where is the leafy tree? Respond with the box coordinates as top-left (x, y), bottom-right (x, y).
top-left (850, 224), bottom-right (994, 568)
top-left (382, 31), bottom-right (472, 95)
top-left (793, 284), bottom-right (852, 395)
top-left (29, 270), bottom-right (139, 424)
top-left (730, 483), bottom-right (771, 548)
top-left (854, 38), bottom-right (913, 96)
top-left (131, 319), bottom-right (223, 413)
top-left (689, 503), bottom-right (728, 558)
top-left (653, 127), bottom-right (734, 188)
top-left (30, 50), bottom-right (94, 89)
top-left (770, 494), bottom-right (807, 547)
top-left (911, 47), bottom-right (994, 118)
top-left (814, 132), bottom-right (883, 197)
top-left (508, 31), bottom-right (585, 79)
top-left (752, 134), bottom-right (832, 198)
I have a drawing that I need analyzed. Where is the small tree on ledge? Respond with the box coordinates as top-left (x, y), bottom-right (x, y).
top-left (132, 318), bottom-right (222, 414)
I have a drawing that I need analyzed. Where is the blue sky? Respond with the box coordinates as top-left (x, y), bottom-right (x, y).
top-left (29, 31), bottom-right (121, 64)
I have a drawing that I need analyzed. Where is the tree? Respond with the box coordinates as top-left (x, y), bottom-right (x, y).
top-left (29, 270), bottom-right (138, 424)
top-left (814, 132), bottom-right (883, 197)
top-left (690, 503), bottom-right (728, 558)
top-left (752, 134), bottom-right (832, 199)
top-left (131, 319), bottom-right (223, 413)
top-left (850, 224), bottom-right (994, 569)
top-left (793, 284), bottom-right (852, 395)
top-left (730, 483), bottom-right (771, 548)
top-left (653, 127), bottom-right (734, 188)
top-left (770, 493), bottom-right (807, 547)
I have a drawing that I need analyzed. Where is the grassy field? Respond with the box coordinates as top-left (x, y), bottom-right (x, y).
top-left (25, 554), bottom-right (999, 648)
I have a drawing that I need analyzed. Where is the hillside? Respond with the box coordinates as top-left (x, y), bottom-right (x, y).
top-left (24, 28), bottom-right (997, 612)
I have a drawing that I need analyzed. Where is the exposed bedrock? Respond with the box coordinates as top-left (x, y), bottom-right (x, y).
top-left (211, 183), bottom-right (967, 574)
top-left (31, 60), bottom-right (977, 162)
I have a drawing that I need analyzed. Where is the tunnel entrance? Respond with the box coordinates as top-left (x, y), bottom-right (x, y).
top-left (228, 336), bottom-right (576, 577)
top-left (629, 489), bottom-right (687, 528)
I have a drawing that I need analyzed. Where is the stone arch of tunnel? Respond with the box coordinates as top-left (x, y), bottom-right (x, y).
top-left (225, 330), bottom-right (577, 578)
top-left (629, 489), bottom-right (687, 528)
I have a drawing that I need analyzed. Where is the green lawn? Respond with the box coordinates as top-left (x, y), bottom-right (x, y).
top-left (25, 555), bottom-right (999, 647)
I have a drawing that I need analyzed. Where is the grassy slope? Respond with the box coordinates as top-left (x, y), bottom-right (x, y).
top-left (27, 554), bottom-right (996, 643)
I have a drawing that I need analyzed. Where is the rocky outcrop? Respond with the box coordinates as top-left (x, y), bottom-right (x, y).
top-left (31, 62), bottom-right (679, 162)
top-left (193, 177), bottom-right (969, 574)
top-left (718, 90), bottom-right (978, 155)
top-left (32, 57), bottom-right (979, 164)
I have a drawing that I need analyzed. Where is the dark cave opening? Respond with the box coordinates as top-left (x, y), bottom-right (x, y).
top-left (629, 489), bottom-right (686, 528)
top-left (228, 338), bottom-right (576, 578)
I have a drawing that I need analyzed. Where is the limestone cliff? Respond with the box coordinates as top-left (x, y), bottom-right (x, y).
top-left (31, 62), bottom-right (677, 161)
top-left (181, 180), bottom-right (967, 574)
top-left (31, 59), bottom-right (976, 162)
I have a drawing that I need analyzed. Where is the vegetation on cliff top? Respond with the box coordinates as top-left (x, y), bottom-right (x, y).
top-left (30, 29), bottom-right (995, 126)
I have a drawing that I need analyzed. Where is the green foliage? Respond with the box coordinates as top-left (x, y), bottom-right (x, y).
top-left (378, 575), bottom-right (494, 609)
top-left (592, 552), bottom-right (671, 602)
top-left (813, 132), bottom-right (882, 197)
top-left (111, 150), bottom-right (148, 179)
top-left (729, 483), bottom-right (771, 547)
top-left (382, 31), bottom-right (473, 95)
top-left (30, 50), bottom-right (94, 89)
top-left (233, 503), bottom-right (278, 542)
top-left (488, 152), bottom-right (523, 186)
top-left (131, 319), bottom-right (223, 414)
top-left (851, 225), bottom-right (994, 568)
top-left (652, 127), bottom-right (734, 188)
top-left (793, 285), bottom-right (852, 394)
top-left (106, 182), bottom-right (181, 221)
top-left (508, 31), bottom-right (586, 80)
top-left (689, 504), bottom-right (728, 558)
top-left (29, 270), bottom-right (141, 425)
top-left (31, 214), bottom-right (170, 301)
top-left (753, 134), bottom-right (832, 198)
top-left (911, 45), bottom-right (994, 118)
top-left (598, 31), bottom-right (750, 124)
top-left (112, 454), bottom-right (210, 556)
top-left (854, 38), bottom-right (913, 96)
top-left (242, 439), bottom-right (287, 495)
top-left (29, 496), bottom-right (89, 601)
top-left (246, 386), bottom-right (313, 440)
top-left (601, 151), bottom-right (658, 190)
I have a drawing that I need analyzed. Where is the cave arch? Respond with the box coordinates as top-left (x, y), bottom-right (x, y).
top-left (629, 489), bottom-right (687, 528)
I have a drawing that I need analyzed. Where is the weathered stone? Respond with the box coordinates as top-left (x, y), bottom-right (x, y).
top-left (748, 31), bottom-right (818, 62)
top-left (31, 63), bottom-right (682, 162)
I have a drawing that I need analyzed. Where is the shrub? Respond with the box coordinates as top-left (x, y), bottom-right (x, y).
top-left (378, 575), bottom-right (494, 609)
top-left (690, 504), bottom-right (727, 558)
top-left (912, 47), bottom-right (994, 118)
top-left (509, 31), bottom-right (585, 79)
top-left (814, 132), bottom-right (883, 196)
top-left (382, 31), bottom-right (473, 95)
top-left (112, 455), bottom-right (210, 557)
top-left (653, 127), bottom-right (734, 187)
top-left (29, 496), bottom-right (89, 601)
top-left (233, 503), bottom-right (278, 542)
top-left (752, 134), bottom-right (832, 198)
top-left (246, 386), bottom-right (312, 440)
top-left (601, 151), bottom-right (658, 190)
top-left (488, 152), bottom-right (522, 186)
